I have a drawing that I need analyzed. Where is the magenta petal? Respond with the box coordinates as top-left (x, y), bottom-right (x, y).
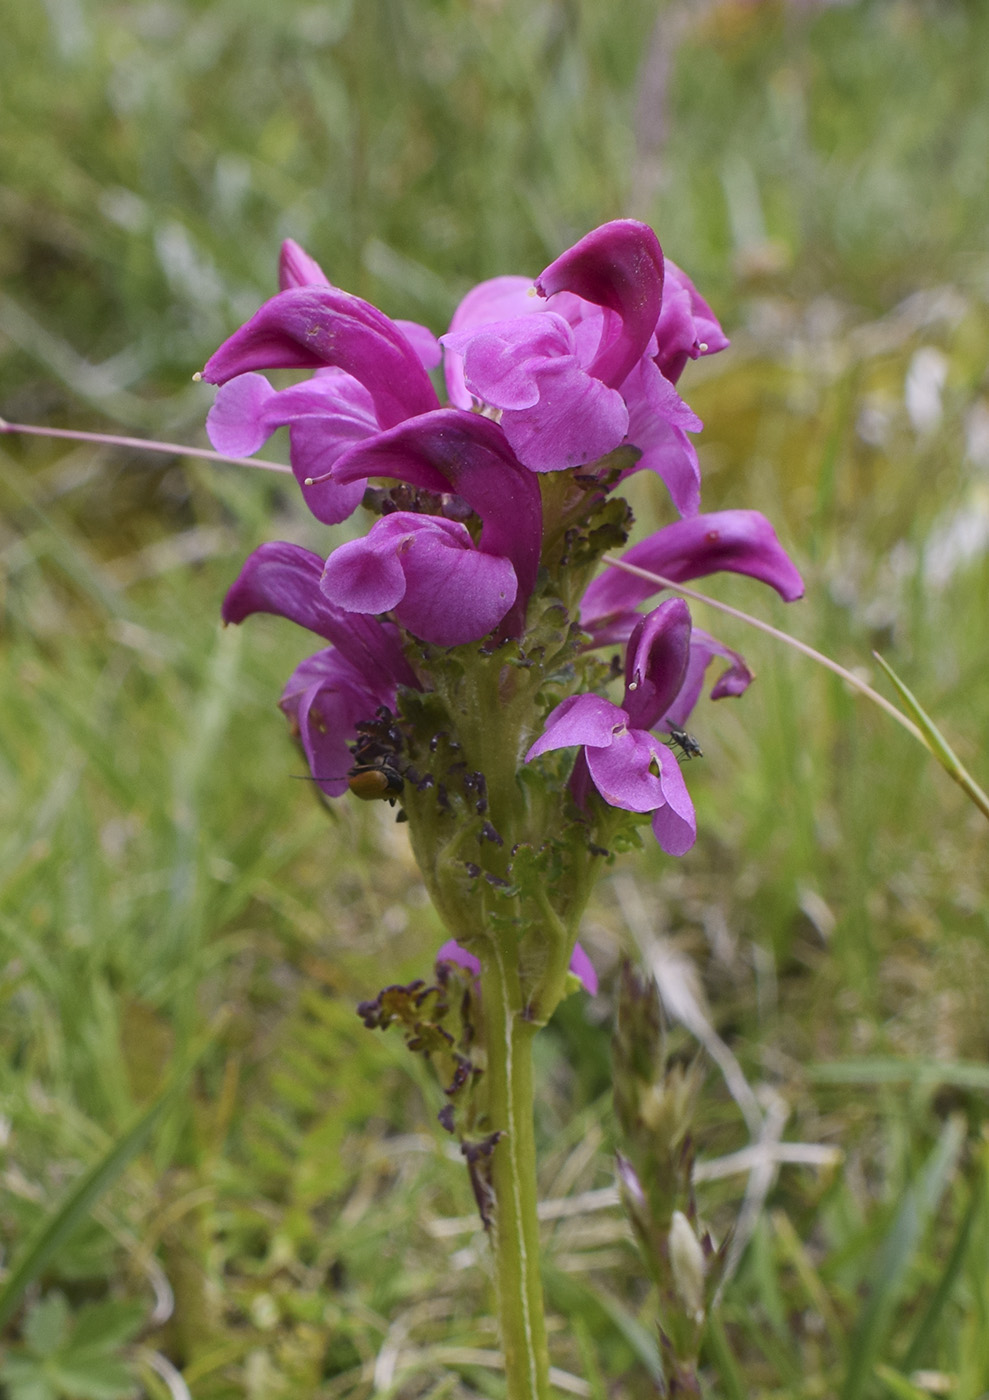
top-left (207, 370), bottom-right (376, 524)
top-left (444, 275), bottom-right (539, 408)
top-left (581, 510), bottom-right (805, 626)
top-left (500, 357), bottom-right (629, 472)
top-left (654, 260), bottom-right (730, 384)
top-left (206, 373), bottom-right (278, 455)
top-left (279, 240), bottom-right (331, 290)
top-left (201, 286), bottom-right (440, 427)
top-left (650, 746), bottom-right (696, 856)
top-left (291, 682), bottom-right (353, 796)
top-left (665, 628), bottom-right (755, 727)
top-left (447, 314), bottom-right (573, 410)
top-left (289, 425), bottom-right (369, 525)
top-left (320, 534), bottom-right (409, 614)
top-left (536, 220), bottom-right (665, 388)
top-left (623, 600), bottom-right (692, 732)
top-left (568, 942), bottom-right (598, 996)
top-left (394, 534), bottom-right (518, 646)
top-left (395, 319), bottom-right (443, 371)
top-left (320, 514), bottom-right (518, 647)
top-left (526, 694), bottom-right (627, 761)
top-left (280, 648), bottom-right (389, 797)
top-left (619, 360), bottom-right (703, 516)
top-left (585, 728), bottom-right (665, 812)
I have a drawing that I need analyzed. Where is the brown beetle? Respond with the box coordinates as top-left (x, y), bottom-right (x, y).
top-left (346, 757), bottom-right (405, 802)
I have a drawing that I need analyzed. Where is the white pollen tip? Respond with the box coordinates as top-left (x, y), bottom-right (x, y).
top-left (698, 342), bottom-right (708, 353)
top-left (192, 371), bottom-right (203, 381)
top-left (304, 477), bottom-right (315, 486)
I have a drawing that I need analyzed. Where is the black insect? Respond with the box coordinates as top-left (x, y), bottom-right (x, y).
top-left (666, 725), bottom-right (703, 762)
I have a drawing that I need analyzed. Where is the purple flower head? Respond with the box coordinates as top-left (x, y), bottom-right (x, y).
top-left (536, 220), bottom-right (666, 388)
top-left (440, 221), bottom-right (707, 503)
top-left (526, 600), bottom-right (696, 857)
top-left (580, 510), bottom-right (805, 631)
top-left (622, 600), bottom-right (693, 731)
top-left (665, 628), bottom-right (754, 728)
top-left (280, 647), bottom-right (398, 796)
top-left (330, 409), bottom-right (542, 639)
top-left (319, 512), bottom-right (519, 648)
top-left (437, 939), bottom-right (599, 996)
top-left (222, 542), bottom-right (421, 793)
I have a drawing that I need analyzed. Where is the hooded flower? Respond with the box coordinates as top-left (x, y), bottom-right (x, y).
top-left (526, 601), bottom-right (697, 856)
top-left (440, 222), bottom-right (726, 514)
top-left (329, 409), bottom-right (542, 640)
top-left (202, 241), bottom-right (442, 525)
top-left (221, 541), bottom-right (422, 792)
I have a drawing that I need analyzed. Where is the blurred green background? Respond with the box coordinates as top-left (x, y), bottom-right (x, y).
top-left (2, 0), bottom-right (989, 1396)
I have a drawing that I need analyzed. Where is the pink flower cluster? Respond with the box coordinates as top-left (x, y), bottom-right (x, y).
top-left (206, 220), bottom-right (803, 868)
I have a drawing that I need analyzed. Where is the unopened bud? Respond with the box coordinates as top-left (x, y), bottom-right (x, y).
top-left (668, 1210), bottom-right (706, 1324)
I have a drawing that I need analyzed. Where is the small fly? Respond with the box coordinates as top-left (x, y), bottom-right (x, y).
top-left (666, 725), bottom-right (703, 762)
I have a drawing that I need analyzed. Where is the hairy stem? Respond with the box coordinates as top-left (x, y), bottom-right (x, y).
top-left (480, 942), bottom-right (550, 1400)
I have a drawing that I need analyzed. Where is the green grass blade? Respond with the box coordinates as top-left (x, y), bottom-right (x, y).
top-left (807, 1058), bottom-right (989, 1091)
top-left (840, 1116), bottom-right (966, 1400)
top-left (0, 1069), bottom-right (192, 1330)
top-left (873, 1364), bottom-right (933, 1400)
top-left (873, 652), bottom-right (989, 821)
top-left (702, 1312), bottom-right (748, 1400)
top-left (900, 1166), bottom-right (981, 1373)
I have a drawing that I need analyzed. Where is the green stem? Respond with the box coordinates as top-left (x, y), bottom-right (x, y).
top-left (481, 941), bottom-right (551, 1400)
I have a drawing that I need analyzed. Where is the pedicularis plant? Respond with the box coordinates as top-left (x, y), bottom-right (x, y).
top-left (197, 219), bottom-right (805, 1397)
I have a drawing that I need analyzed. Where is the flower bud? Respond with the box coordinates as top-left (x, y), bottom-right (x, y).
top-left (668, 1210), bottom-right (706, 1325)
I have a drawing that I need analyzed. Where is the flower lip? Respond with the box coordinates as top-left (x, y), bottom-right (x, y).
top-left (319, 512), bottom-right (519, 648)
top-left (330, 409), bottom-right (542, 634)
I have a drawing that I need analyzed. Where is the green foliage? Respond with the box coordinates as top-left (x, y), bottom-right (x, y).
top-left (0, 1292), bottom-right (144, 1400)
top-left (3, 0), bottom-right (989, 1394)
